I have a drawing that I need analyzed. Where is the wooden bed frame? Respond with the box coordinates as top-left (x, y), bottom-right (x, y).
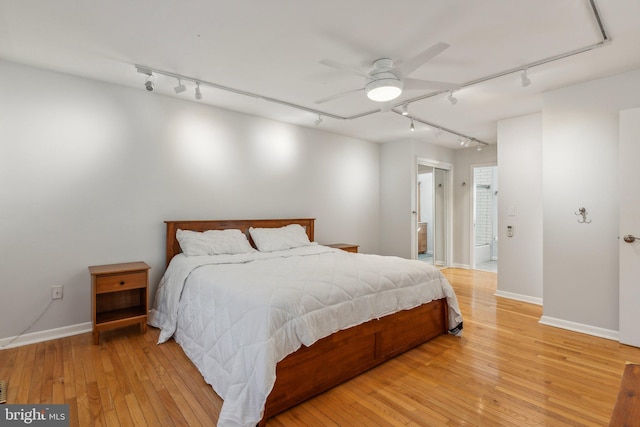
top-left (163, 218), bottom-right (449, 425)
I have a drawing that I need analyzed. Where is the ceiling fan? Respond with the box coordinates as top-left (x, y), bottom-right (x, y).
top-left (315, 42), bottom-right (459, 105)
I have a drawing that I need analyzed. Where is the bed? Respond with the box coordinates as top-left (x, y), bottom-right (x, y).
top-left (149, 218), bottom-right (463, 427)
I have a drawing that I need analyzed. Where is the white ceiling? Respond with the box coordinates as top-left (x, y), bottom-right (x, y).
top-left (1, 0), bottom-right (639, 150)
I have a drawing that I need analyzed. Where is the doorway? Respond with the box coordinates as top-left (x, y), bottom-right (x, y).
top-left (415, 159), bottom-right (451, 267)
top-left (472, 165), bottom-right (498, 272)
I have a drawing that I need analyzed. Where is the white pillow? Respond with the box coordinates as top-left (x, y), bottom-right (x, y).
top-left (176, 228), bottom-right (255, 256)
top-left (249, 224), bottom-right (315, 252)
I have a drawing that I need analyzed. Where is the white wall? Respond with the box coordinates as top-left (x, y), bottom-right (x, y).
top-left (0, 59), bottom-right (380, 341)
top-left (541, 68), bottom-right (640, 335)
top-left (496, 113), bottom-right (543, 303)
top-left (379, 140), bottom-right (413, 257)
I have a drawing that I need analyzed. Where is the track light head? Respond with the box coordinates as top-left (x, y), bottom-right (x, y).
top-left (174, 78), bottom-right (186, 94)
top-left (314, 114), bottom-right (323, 126)
top-left (144, 74), bottom-right (154, 92)
top-left (402, 103), bottom-right (409, 116)
top-left (448, 91), bottom-right (457, 105)
top-left (410, 119), bottom-right (415, 131)
top-left (195, 82), bottom-right (202, 100)
top-left (521, 69), bottom-right (531, 87)
top-left (477, 145), bottom-right (483, 151)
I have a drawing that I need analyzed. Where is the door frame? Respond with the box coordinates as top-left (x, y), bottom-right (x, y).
top-left (412, 157), bottom-right (453, 265)
top-left (470, 163), bottom-right (498, 270)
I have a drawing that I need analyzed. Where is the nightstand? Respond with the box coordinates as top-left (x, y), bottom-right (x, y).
top-left (89, 261), bottom-right (150, 345)
top-left (326, 243), bottom-right (359, 253)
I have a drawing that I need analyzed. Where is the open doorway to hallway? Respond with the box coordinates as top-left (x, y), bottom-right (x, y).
top-left (472, 165), bottom-right (498, 272)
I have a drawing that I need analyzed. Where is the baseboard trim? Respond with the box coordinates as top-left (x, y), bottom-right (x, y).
top-left (539, 316), bottom-right (619, 341)
top-left (450, 263), bottom-right (470, 269)
top-left (495, 290), bottom-right (543, 306)
top-left (0, 322), bottom-right (92, 349)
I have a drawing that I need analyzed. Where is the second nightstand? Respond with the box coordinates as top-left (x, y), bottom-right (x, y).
top-left (326, 243), bottom-right (359, 253)
top-left (89, 261), bottom-right (150, 345)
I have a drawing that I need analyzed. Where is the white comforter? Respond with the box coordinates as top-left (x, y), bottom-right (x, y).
top-left (148, 245), bottom-right (462, 427)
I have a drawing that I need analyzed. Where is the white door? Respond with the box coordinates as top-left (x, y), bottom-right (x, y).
top-left (619, 108), bottom-right (640, 347)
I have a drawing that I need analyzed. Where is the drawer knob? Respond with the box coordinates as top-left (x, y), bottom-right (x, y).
top-left (119, 281), bottom-right (125, 285)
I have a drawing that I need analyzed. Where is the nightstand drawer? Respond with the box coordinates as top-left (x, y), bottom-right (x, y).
top-left (96, 271), bottom-right (147, 294)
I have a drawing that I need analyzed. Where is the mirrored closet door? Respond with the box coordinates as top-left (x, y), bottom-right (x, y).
top-left (416, 160), bottom-right (450, 267)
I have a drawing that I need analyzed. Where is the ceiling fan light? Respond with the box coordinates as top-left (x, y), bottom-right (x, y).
top-left (365, 78), bottom-right (402, 102)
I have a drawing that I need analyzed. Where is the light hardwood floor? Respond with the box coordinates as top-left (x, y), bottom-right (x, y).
top-left (1, 268), bottom-right (638, 426)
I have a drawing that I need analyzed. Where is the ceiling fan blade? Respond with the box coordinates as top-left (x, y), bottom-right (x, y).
top-left (314, 88), bottom-right (364, 104)
top-left (319, 59), bottom-right (369, 78)
top-left (396, 42), bottom-right (450, 77)
top-left (403, 77), bottom-right (460, 91)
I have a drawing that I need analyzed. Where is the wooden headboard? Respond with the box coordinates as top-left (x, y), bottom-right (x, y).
top-left (164, 218), bottom-right (315, 267)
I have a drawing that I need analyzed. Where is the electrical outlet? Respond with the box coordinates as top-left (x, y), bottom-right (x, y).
top-left (51, 285), bottom-right (63, 300)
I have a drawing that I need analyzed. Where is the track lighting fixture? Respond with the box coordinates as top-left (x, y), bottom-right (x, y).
top-left (133, 64), bottom-right (492, 148)
top-left (174, 78), bottom-right (186, 94)
top-left (477, 144), bottom-right (483, 151)
top-left (144, 74), bottom-right (154, 92)
top-left (448, 91), bottom-right (457, 105)
top-left (521, 69), bottom-right (531, 87)
top-left (459, 138), bottom-right (470, 147)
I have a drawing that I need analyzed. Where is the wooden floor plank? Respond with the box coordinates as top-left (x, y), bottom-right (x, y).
top-left (609, 363), bottom-right (640, 426)
top-left (125, 392), bottom-right (148, 427)
top-left (1, 268), bottom-right (639, 426)
top-left (27, 342), bottom-right (45, 404)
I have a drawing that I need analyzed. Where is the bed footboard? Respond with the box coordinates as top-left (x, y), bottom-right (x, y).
top-left (260, 298), bottom-right (448, 424)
